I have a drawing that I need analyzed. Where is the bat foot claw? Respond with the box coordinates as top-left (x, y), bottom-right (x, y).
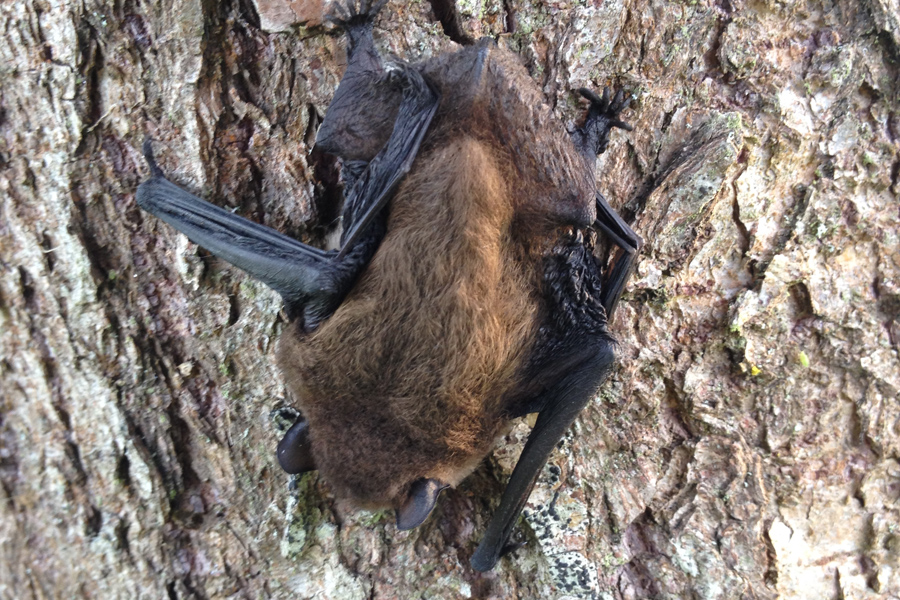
top-left (573, 85), bottom-right (634, 157)
top-left (499, 531), bottom-right (528, 558)
top-left (578, 86), bottom-right (633, 127)
top-left (326, 0), bottom-right (388, 28)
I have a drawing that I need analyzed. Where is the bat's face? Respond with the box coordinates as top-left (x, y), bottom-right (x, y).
top-left (314, 69), bottom-right (403, 162)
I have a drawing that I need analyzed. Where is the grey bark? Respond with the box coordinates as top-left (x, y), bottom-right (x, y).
top-left (1, 0), bottom-right (898, 598)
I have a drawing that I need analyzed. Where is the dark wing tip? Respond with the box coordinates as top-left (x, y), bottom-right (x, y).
top-left (142, 137), bottom-right (164, 178)
top-left (470, 542), bottom-right (501, 572)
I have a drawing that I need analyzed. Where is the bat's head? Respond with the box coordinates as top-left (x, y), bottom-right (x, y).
top-left (314, 64), bottom-right (404, 161)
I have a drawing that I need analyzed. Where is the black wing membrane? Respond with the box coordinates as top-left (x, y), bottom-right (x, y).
top-left (594, 192), bottom-right (643, 319)
top-left (471, 192), bottom-right (641, 572)
top-left (137, 145), bottom-right (330, 308)
top-left (136, 65), bottom-right (439, 317)
top-left (337, 65), bottom-right (439, 257)
top-left (470, 343), bottom-right (615, 572)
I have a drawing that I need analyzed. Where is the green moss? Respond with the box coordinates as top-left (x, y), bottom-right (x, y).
top-left (281, 519), bottom-right (307, 557)
top-left (239, 279), bottom-right (259, 299)
top-left (726, 112), bottom-right (743, 131)
top-left (357, 510), bottom-right (389, 527)
top-left (600, 552), bottom-right (628, 568)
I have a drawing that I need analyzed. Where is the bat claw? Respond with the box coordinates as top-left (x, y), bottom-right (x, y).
top-left (380, 62), bottom-right (407, 87)
top-left (580, 85), bottom-right (632, 121)
top-left (142, 137), bottom-right (164, 178)
top-left (573, 84), bottom-right (635, 157)
top-left (577, 87), bottom-right (603, 107)
top-left (326, 0), bottom-right (387, 28)
top-left (499, 536), bottom-right (527, 558)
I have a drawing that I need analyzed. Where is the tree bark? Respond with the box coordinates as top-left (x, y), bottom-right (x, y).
top-left (1, 0), bottom-right (898, 598)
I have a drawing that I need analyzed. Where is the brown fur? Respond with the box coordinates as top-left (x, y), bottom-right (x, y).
top-left (278, 137), bottom-right (539, 507)
top-left (278, 42), bottom-right (601, 512)
top-left (420, 43), bottom-right (597, 235)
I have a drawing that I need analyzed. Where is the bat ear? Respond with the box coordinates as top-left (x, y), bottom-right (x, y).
top-left (276, 418), bottom-right (316, 474)
top-left (396, 478), bottom-right (448, 530)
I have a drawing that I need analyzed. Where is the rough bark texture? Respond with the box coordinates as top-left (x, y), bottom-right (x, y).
top-left (1, 0), bottom-right (899, 598)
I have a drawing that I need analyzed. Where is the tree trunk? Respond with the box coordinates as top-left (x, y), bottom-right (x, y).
top-left (1, 0), bottom-right (898, 598)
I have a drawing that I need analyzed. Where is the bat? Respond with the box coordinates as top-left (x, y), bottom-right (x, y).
top-left (136, 0), bottom-right (640, 572)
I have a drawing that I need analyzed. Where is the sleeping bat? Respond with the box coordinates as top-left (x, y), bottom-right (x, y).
top-left (136, 0), bottom-right (640, 572)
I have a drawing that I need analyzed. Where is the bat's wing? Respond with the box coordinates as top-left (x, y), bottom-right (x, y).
top-left (136, 63), bottom-right (438, 324)
top-left (318, 0), bottom-right (441, 257)
top-left (594, 192), bottom-right (643, 319)
top-left (471, 193), bottom-right (642, 572)
top-left (137, 143), bottom-right (331, 309)
top-left (337, 64), bottom-right (439, 257)
top-left (470, 343), bottom-right (615, 571)
top-left (138, 0), bottom-right (438, 325)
